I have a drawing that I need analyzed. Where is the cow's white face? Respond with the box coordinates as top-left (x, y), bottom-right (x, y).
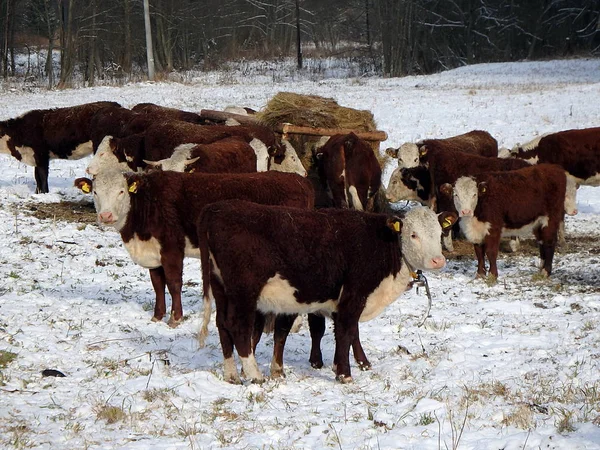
top-left (401, 207), bottom-right (446, 271)
top-left (146, 143), bottom-right (195, 172)
top-left (565, 174), bottom-right (578, 216)
top-left (91, 169), bottom-right (131, 231)
top-left (452, 176), bottom-right (479, 217)
top-left (397, 143), bottom-right (420, 169)
top-left (269, 139), bottom-right (307, 177)
top-left (386, 167), bottom-right (419, 202)
top-left (87, 136), bottom-right (128, 176)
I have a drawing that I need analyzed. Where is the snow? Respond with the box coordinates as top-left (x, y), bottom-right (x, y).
top-left (1, 58), bottom-right (599, 449)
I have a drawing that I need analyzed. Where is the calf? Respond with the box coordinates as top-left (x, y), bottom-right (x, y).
top-left (385, 165), bottom-right (431, 205)
top-left (314, 133), bottom-right (382, 211)
top-left (0, 101), bottom-right (120, 193)
top-left (511, 127), bottom-right (600, 186)
top-left (440, 164), bottom-right (567, 278)
top-left (198, 200), bottom-right (455, 383)
top-left (387, 130), bottom-right (498, 169)
top-left (79, 170), bottom-right (314, 326)
top-left (142, 137), bottom-right (257, 174)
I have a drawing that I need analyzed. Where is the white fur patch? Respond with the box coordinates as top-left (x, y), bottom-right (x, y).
top-left (459, 216), bottom-right (492, 244)
top-left (240, 356), bottom-right (263, 382)
top-left (68, 141), bottom-right (93, 160)
top-left (501, 216), bottom-right (549, 238)
top-left (250, 138), bottom-right (269, 172)
top-left (223, 356), bottom-right (240, 383)
top-left (397, 142), bottom-right (420, 169)
top-left (184, 237), bottom-right (200, 258)
top-left (257, 273), bottom-right (338, 316)
top-left (123, 235), bottom-right (162, 268)
top-left (269, 139), bottom-right (307, 176)
top-left (574, 173), bottom-right (600, 187)
top-left (0, 136), bottom-right (37, 166)
top-left (0, 135), bottom-right (10, 155)
top-left (87, 136), bottom-right (129, 175)
top-left (386, 167), bottom-right (422, 203)
top-left (360, 269), bottom-right (411, 322)
top-left (348, 185), bottom-right (364, 210)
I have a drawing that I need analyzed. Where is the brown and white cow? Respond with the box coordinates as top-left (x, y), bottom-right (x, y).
top-left (440, 164), bottom-right (567, 278)
top-left (0, 101), bottom-right (120, 193)
top-left (78, 169), bottom-right (314, 326)
top-left (387, 130), bottom-right (498, 169)
top-left (313, 133), bottom-right (382, 211)
top-left (142, 137), bottom-right (257, 174)
top-left (385, 165), bottom-right (431, 205)
top-left (197, 200), bottom-right (456, 383)
top-left (511, 127), bottom-right (600, 186)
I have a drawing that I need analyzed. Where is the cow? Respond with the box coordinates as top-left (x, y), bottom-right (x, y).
top-left (385, 165), bottom-right (431, 206)
top-left (0, 101), bottom-right (120, 193)
top-left (511, 127), bottom-right (600, 186)
top-left (386, 130), bottom-right (498, 169)
top-left (313, 133), bottom-right (382, 211)
top-left (142, 137), bottom-right (257, 174)
top-left (77, 169), bottom-right (314, 327)
top-left (439, 164), bottom-right (568, 278)
top-left (86, 121), bottom-right (307, 177)
top-left (131, 103), bottom-right (208, 125)
top-left (197, 200), bottom-right (457, 383)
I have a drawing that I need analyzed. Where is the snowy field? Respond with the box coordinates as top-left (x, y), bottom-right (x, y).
top-left (0, 58), bottom-right (599, 449)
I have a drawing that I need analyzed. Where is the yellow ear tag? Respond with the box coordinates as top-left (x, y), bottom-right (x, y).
top-left (81, 183), bottom-right (91, 193)
top-left (411, 271), bottom-right (418, 280)
top-left (393, 221), bottom-right (401, 232)
top-left (443, 217), bottom-right (453, 228)
top-left (128, 181), bottom-right (138, 193)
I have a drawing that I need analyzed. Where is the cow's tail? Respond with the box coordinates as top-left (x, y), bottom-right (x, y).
top-left (197, 207), bottom-right (213, 348)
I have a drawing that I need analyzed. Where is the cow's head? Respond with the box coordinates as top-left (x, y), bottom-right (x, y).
top-left (269, 138), bottom-right (307, 177)
top-left (386, 166), bottom-right (429, 204)
top-left (87, 136), bottom-right (130, 176)
top-left (441, 176), bottom-right (482, 218)
top-left (395, 143), bottom-right (420, 169)
top-left (143, 143), bottom-right (198, 172)
top-left (87, 169), bottom-right (141, 230)
top-left (393, 207), bottom-right (456, 271)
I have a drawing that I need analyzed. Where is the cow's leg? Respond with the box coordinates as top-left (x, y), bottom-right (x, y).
top-left (212, 280), bottom-right (241, 384)
top-left (252, 312), bottom-right (266, 353)
top-left (332, 305), bottom-right (360, 383)
top-left (352, 328), bottom-right (371, 371)
top-left (473, 243), bottom-right (487, 277)
top-left (484, 236), bottom-right (501, 279)
top-left (271, 314), bottom-right (298, 378)
top-left (149, 267), bottom-right (167, 322)
top-left (536, 225), bottom-right (558, 276)
top-left (34, 162), bottom-right (50, 194)
top-left (161, 252), bottom-right (185, 327)
top-left (308, 313), bottom-right (326, 369)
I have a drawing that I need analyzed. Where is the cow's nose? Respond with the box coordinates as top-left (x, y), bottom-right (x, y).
top-left (431, 256), bottom-right (446, 269)
top-left (99, 212), bottom-right (114, 223)
top-left (568, 209), bottom-right (578, 216)
top-left (461, 209), bottom-right (472, 217)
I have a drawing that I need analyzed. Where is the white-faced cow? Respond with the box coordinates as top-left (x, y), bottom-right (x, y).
top-left (313, 133), bottom-right (382, 211)
top-left (511, 127), bottom-right (600, 186)
top-left (198, 200), bottom-right (456, 383)
top-left (78, 169), bottom-right (314, 327)
top-left (385, 165), bottom-right (431, 205)
top-left (0, 101), bottom-right (120, 193)
top-left (387, 130), bottom-right (498, 169)
top-left (440, 164), bottom-right (568, 278)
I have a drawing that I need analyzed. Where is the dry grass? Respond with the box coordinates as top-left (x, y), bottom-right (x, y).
top-left (0, 350), bottom-right (17, 368)
top-left (22, 200), bottom-right (96, 225)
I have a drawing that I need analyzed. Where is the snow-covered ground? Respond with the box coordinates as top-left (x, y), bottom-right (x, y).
top-left (0, 58), bottom-right (599, 449)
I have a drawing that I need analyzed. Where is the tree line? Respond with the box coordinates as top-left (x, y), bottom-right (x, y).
top-left (0, 0), bottom-right (598, 87)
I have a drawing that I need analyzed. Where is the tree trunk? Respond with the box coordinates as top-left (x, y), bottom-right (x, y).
top-left (296, 0), bottom-right (302, 69)
top-left (143, 0), bottom-right (155, 80)
top-left (122, 0), bottom-right (132, 74)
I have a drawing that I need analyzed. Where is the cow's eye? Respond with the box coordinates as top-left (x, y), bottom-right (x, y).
top-left (411, 233), bottom-right (417, 239)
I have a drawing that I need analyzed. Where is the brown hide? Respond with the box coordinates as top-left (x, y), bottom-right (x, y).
top-left (420, 130), bottom-right (498, 159)
top-left (131, 103), bottom-right (207, 124)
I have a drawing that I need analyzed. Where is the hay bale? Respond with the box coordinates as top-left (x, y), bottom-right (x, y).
top-left (257, 92), bottom-right (377, 132)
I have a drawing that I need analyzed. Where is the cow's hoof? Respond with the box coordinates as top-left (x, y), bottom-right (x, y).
top-left (226, 375), bottom-right (242, 385)
top-left (271, 369), bottom-right (286, 379)
top-left (336, 374), bottom-right (353, 384)
top-left (310, 360), bottom-right (324, 369)
top-left (168, 317), bottom-right (183, 328)
top-left (357, 361), bottom-right (372, 371)
top-left (251, 377), bottom-right (265, 385)
top-left (151, 316), bottom-right (164, 323)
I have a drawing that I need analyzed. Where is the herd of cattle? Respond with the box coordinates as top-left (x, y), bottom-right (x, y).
top-left (0, 100), bottom-right (598, 383)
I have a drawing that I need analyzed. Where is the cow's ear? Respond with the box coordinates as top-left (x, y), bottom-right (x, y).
top-left (125, 173), bottom-right (143, 194)
top-left (419, 145), bottom-right (428, 157)
top-left (438, 212), bottom-right (458, 231)
top-left (385, 147), bottom-right (399, 158)
top-left (386, 216), bottom-right (403, 234)
top-left (74, 177), bottom-right (93, 194)
top-left (478, 181), bottom-right (488, 196)
top-left (439, 183), bottom-right (453, 198)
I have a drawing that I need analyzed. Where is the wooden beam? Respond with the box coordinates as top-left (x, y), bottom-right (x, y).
top-left (278, 123), bottom-right (388, 142)
top-left (199, 109), bottom-right (259, 126)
